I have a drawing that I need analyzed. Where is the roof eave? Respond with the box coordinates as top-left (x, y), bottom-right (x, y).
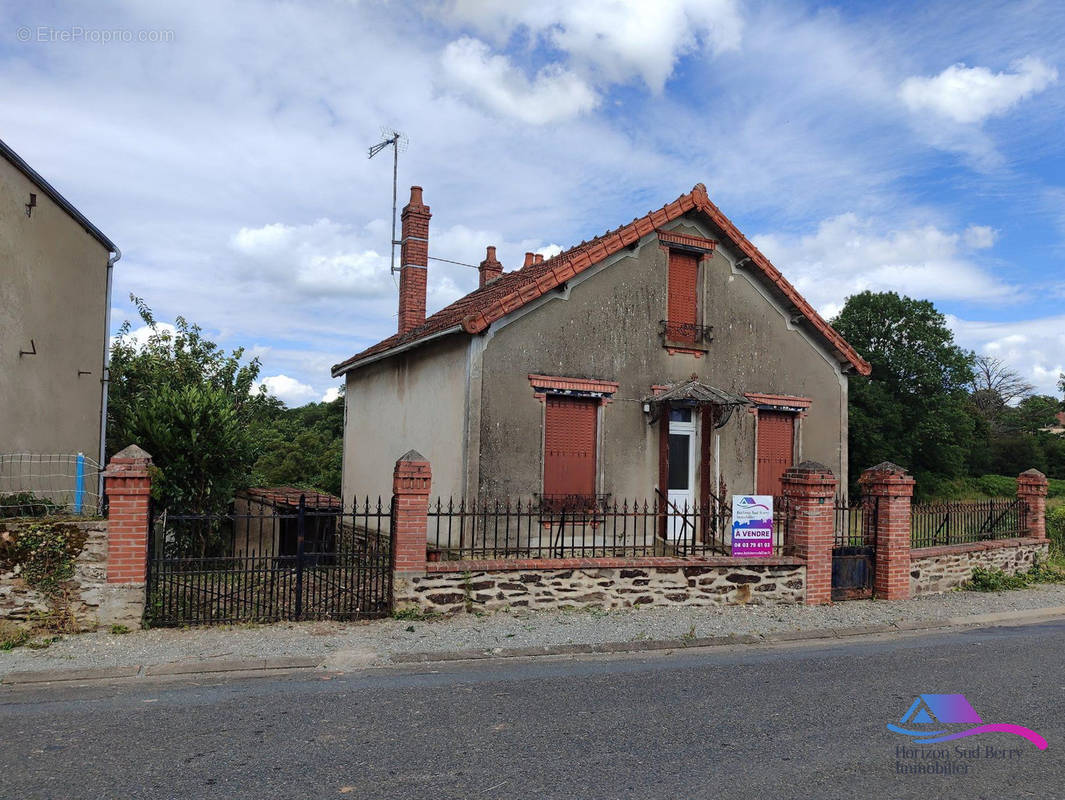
top-left (0, 137), bottom-right (118, 254)
top-left (330, 325), bottom-right (465, 378)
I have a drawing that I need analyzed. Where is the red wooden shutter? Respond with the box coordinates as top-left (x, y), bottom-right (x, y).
top-left (756, 411), bottom-right (795, 496)
top-left (543, 396), bottom-right (598, 499)
top-left (667, 250), bottom-right (699, 342)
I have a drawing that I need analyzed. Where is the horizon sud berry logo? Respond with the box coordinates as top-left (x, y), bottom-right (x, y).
top-left (889, 694), bottom-right (1047, 775)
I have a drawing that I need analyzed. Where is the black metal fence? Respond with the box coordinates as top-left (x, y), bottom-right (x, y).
top-left (145, 496), bottom-right (392, 626)
top-left (427, 495), bottom-right (792, 560)
top-left (910, 498), bottom-right (1028, 549)
top-left (834, 497), bottom-right (878, 547)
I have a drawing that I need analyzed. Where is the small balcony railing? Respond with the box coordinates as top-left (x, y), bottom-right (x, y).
top-left (659, 320), bottom-right (714, 345)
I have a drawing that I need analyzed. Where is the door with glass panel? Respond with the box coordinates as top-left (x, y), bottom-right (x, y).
top-left (667, 407), bottom-right (696, 539)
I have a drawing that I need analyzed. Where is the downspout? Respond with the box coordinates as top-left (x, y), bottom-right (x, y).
top-left (97, 245), bottom-right (121, 506)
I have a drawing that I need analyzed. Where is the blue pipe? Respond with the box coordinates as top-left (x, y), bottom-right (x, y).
top-left (74, 452), bottom-right (85, 514)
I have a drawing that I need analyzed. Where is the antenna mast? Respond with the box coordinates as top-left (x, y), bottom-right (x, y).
top-left (368, 128), bottom-right (408, 274)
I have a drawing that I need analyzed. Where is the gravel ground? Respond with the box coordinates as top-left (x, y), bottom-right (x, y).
top-left (3, 584), bottom-right (1065, 677)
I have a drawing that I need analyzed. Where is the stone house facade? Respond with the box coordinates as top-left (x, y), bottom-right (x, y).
top-left (333, 184), bottom-right (870, 516)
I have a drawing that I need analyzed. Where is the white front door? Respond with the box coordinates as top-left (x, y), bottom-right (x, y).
top-left (666, 407), bottom-right (696, 540)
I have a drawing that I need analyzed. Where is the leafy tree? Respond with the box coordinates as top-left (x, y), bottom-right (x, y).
top-left (1003, 395), bottom-right (1062, 434)
top-left (108, 297), bottom-right (270, 517)
top-left (832, 291), bottom-right (977, 493)
top-left (249, 394), bottom-right (344, 496)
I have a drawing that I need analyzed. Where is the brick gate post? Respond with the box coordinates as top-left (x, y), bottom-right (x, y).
top-left (781, 461), bottom-right (838, 605)
top-left (1017, 469), bottom-right (1048, 540)
top-left (101, 444), bottom-right (153, 626)
top-left (860, 462), bottom-right (915, 601)
top-left (392, 450), bottom-right (431, 610)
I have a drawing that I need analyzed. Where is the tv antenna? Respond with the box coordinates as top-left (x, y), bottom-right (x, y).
top-left (368, 127), bottom-right (408, 275)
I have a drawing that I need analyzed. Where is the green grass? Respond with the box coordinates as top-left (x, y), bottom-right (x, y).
top-left (965, 557), bottom-right (1065, 592)
top-left (926, 474), bottom-right (1065, 502)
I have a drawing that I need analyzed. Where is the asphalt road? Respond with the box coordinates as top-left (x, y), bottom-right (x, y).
top-left (1, 621), bottom-right (1062, 800)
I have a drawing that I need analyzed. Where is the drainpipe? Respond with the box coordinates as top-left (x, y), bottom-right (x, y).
top-left (97, 246), bottom-right (121, 507)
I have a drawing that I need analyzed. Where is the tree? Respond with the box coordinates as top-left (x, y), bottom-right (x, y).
top-left (108, 297), bottom-right (270, 518)
top-left (249, 395), bottom-right (344, 496)
top-left (832, 291), bottom-right (977, 493)
top-left (969, 354), bottom-right (1033, 407)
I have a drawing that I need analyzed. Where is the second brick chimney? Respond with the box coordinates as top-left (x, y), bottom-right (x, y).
top-left (398, 186), bottom-right (431, 334)
top-left (478, 246), bottom-right (502, 288)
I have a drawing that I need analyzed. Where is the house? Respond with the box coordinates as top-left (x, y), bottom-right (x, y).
top-left (0, 137), bottom-right (119, 475)
top-left (233, 487), bottom-right (342, 558)
top-left (332, 184), bottom-right (870, 517)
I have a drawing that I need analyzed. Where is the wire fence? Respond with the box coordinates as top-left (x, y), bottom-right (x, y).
top-left (0, 453), bottom-right (102, 517)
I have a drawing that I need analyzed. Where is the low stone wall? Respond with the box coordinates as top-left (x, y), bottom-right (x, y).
top-left (395, 557), bottom-right (806, 614)
top-left (910, 538), bottom-right (1049, 595)
top-left (0, 519), bottom-right (143, 630)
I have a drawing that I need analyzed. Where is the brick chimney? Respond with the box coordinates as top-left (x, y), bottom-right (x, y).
top-left (478, 246), bottom-right (502, 288)
top-left (398, 185), bottom-right (431, 334)
top-left (523, 251), bottom-right (534, 268)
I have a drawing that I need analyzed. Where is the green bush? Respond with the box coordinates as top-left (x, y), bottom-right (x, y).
top-left (1048, 506), bottom-right (1065, 556)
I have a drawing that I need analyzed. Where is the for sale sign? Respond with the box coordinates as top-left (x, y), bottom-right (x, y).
top-left (731, 495), bottom-right (774, 557)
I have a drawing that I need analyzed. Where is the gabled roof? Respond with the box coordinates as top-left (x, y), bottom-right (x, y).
top-left (0, 136), bottom-right (118, 253)
top-left (332, 184), bottom-right (871, 377)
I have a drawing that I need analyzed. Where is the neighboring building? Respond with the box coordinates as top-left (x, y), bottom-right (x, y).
top-left (332, 184), bottom-right (870, 514)
top-left (233, 487), bottom-right (342, 558)
top-left (1043, 411), bottom-right (1065, 436)
top-left (0, 137), bottom-right (119, 468)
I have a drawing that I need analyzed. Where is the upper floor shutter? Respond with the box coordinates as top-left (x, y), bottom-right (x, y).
top-left (667, 250), bottom-right (699, 342)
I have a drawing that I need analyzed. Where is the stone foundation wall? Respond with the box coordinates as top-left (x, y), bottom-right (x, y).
top-left (0, 520), bottom-right (108, 628)
top-left (396, 558), bottom-right (806, 614)
top-left (910, 538), bottom-right (1049, 596)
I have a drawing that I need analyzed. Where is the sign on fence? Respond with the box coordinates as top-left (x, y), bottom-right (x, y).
top-left (731, 495), bottom-right (774, 557)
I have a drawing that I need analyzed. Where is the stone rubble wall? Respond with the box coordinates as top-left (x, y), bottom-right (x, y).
top-left (396, 562), bottom-right (806, 614)
top-left (910, 538), bottom-right (1049, 596)
top-left (0, 519), bottom-right (143, 629)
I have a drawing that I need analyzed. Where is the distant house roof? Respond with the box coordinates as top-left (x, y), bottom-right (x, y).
top-left (0, 136), bottom-right (118, 253)
top-left (332, 183), bottom-right (872, 378)
top-left (240, 487), bottom-right (342, 510)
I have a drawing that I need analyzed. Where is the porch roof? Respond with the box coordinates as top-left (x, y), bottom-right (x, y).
top-left (643, 379), bottom-right (749, 426)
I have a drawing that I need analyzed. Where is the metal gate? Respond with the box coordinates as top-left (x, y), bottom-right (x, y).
top-left (832, 498), bottom-right (877, 601)
top-left (145, 495), bottom-right (393, 626)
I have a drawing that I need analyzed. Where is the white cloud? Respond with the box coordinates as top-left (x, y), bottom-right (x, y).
top-left (753, 213), bottom-right (1020, 315)
top-left (260, 374), bottom-right (317, 406)
top-left (230, 219), bottom-right (394, 298)
top-left (962, 224), bottom-right (996, 249)
top-left (441, 37), bottom-right (598, 124)
top-left (112, 322), bottom-right (178, 350)
top-left (321, 386), bottom-right (341, 403)
top-left (948, 315), bottom-right (1065, 396)
top-left (900, 57), bottom-right (1058, 124)
top-left (443, 0), bottom-right (743, 91)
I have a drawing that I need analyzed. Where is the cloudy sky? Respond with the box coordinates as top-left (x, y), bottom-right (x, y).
top-left (3, 0), bottom-right (1063, 404)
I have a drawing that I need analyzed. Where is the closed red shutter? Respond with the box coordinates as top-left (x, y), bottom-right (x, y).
top-left (756, 411), bottom-right (795, 496)
top-left (667, 250), bottom-right (699, 342)
top-left (543, 396), bottom-right (598, 500)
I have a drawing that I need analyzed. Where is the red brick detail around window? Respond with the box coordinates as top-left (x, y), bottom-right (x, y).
top-left (745, 393), bottom-right (812, 410)
top-left (528, 374), bottom-right (618, 403)
top-left (657, 229), bottom-right (717, 253)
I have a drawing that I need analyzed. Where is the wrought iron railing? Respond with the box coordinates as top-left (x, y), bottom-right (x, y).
top-left (659, 319), bottom-right (714, 345)
top-left (427, 495), bottom-right (792, 561)
top-left (910, 499), bottom-right (1028, 549)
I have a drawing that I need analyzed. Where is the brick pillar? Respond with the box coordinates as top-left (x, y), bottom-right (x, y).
top-left (398, 186), bottom-right (430, 334)
top-left (1017, 469), bottom-right (1048, 540)
top-left (392, 450), bottom-right (431, 609)
top-left (860, 462), bottom-right (915, 601)
top-left (781, 461), bottom-right (837, 605)
top-left (103, 444), bottom-right (153, 585)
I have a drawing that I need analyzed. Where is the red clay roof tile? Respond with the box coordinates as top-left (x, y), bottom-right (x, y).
top-left (331, 184), bottom-right (871, 377)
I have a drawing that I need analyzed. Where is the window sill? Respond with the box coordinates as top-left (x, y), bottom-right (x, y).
top-left (663, 339), bottom-right (710, 356)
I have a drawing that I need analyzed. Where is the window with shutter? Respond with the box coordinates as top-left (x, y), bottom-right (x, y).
top-left (667, 250), bottom-right (699, 343)
top-left (756, 410), bottom-right (795, 496)
top-left (543, 396), bottom-right (598, 503)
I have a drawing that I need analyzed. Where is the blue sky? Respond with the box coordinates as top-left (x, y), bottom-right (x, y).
top-left (2, 0), bottom-right (1063, 403)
